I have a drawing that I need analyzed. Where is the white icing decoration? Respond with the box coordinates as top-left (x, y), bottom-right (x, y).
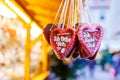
top-left (84, 37), bottom-right (95, 42)
top-left (87, 42), bottom-right (95, 48)
top-left (54, 36), bottom-right (60, 41)
top-left (83, 32), bottom-right (98, 50)
top-left (61, 36), bottom-right (71, 42)
top-left (60, 48), bottom-right (66, 54)
top-left (54, 35), bottom-right (71, 47)
top-left (83, 32), bottom-right (91, 38)
top-left (56, 42), bottom-right (66, 47)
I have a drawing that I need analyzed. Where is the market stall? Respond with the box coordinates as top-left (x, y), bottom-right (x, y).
top-left (0, 0), bottom-right (54, 80)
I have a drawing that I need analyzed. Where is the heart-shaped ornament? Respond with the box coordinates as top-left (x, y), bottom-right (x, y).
top-left (50, 28), bottom-right (76, 59)
top-left (72, 48), bottom-right (79, 58)
top-left (66, 42), bottom-right (78, 58)
top-left (78, 43), bottom-right (88, 58)
top-left (66, 35), bottom-right (78, 58)
top-left (77, 24), bottom-right (103, 57)
top-left (43, 24), bottom-right (57, 44)
top-left (87, 49), bottom-right (99, 60)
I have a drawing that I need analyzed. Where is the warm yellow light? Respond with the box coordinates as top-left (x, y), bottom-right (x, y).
top-left (0, 3), bottom-right (17, 18)
top-left (32, 71), bottom-right (50, 80)
top-left (30, 22), bottom-right (43, 40)
top-left (5, 0), bottom-right (31, 23)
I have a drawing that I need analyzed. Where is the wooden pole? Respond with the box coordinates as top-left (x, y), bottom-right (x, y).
top-left (24, 25), bottom-right (31, 80)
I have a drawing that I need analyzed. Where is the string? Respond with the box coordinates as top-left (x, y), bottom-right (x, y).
top-left (72, 0), bottom-right (75, 28)
top-left (79, 0), bottom-right (84, 23)
top-left (62, 0), bottom-right (70, 29)
top-left (77, 0), bottom-right (85, 24)
top-left (84, 0), bottom-right (94, 26)
top-left (58, 0), bottom-right (67, 28)
top-left (75, 0), bottom-right (79, 24)
top-left (70, 0), bottom-right (73, 28)
top-left (71, 0), bottom-right (74, 28)
top-left (67, 0), bottom-right (72, 28)
top-left (73, 0), bottom-right (80, 29)
top-left (79, 0), bottom-right (87, 23)
top-left (72, 0), bottom-right (76, 28)
top-left (77, 0), bottom-right (81, 23)
top-left (50, 0), bottom-right (64, 31)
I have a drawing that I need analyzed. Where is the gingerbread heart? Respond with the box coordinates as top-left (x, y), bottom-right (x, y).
top-left (66, 42), bottom-right (77, 58)
top-left (77, 24), bottom-right (103, 57)
top-left (43, 24), bottom-right (57, 44)
top-left (78, 43), bottom-right (88, 58)
top-left (72, 48), bottom-right (79, 58)
top-left (71, 38), bottom-right (80, 58)
top-left (87, 49), bottom-right (99, 60)
top-left (50, 28), bottom-right (76, 59)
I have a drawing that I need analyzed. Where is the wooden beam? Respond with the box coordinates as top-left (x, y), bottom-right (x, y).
top-left (34, 15), bottom-right (53, 24)
top-left (24, 25), bottom-right (31, 80)
top-left (32, 71), bottom-right (50, 80)
top-left (35, 14), bottom-right (55, 20)
top-left (15, 0), bottom-right (41, 27)
top-left (40, 41), bottom-right (52, 72)
top-left (30, 34), bottom-right (43, 48)
top-left (38, 21), bottom-right (53, 27)
top-left (27, 5), bottom-right (57, 16)
top-left (34, 15), bottom-right (53, 21)
top-left (27, 9), bottom-right (57, 19)
top-left (26, 0), bottom-right (61, 11)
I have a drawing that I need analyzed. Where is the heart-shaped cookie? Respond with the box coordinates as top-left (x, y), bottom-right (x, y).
top-left (50, 28), bottom-right (76, 59)
top-left (66, 42), bottom-right (78, 58)
top-left (43, 24), bottom-right (57, 44)
top-left (78, 43), bottom-right (88, 58)
top-left (72, 48), bottom-right (79, 58)
top-left (77, 24), bottom-right (103, 57)
top-left (87, 49), bottom-right (99, 60)
top-left (79, 45), bottom-right (99, 60)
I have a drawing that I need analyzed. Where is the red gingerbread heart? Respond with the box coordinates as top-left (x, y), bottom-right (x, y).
top-left (66, 42), bottom-right (78, 58)
top-left (50, 28), bottom-right (76, 59)
top-left (78, 43), bottom-right (88, 58)
top-left (77, 24), bottom-right (103, 57)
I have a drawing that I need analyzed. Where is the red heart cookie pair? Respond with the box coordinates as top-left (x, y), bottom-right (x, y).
top-left (43, 23), bottom-right (103, 60)
top-left (77, 24), bottom-right (103, 59)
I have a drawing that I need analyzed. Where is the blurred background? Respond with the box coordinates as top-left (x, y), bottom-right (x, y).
top-left (0, 0), bottom-right (120, 80)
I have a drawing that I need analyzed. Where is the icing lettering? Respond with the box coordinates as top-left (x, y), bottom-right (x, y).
top-left (61, 36), bottom-right (71, 42)
top-left (56, 42), bottom-right (66, 47)
top-left (54, 36), bottom-right (60, 41)
top-left (83, 32), bottom-right (91, 38)
top-left (53, 35), bottom-right (71, 54)
top-left (83, 31), bottom-right (98, 51)
top-left (87, 43), bottom-right (95, 48)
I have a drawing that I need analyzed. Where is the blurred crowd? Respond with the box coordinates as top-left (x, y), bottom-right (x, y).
top-left (47, 49), bottom-right (120, 80)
